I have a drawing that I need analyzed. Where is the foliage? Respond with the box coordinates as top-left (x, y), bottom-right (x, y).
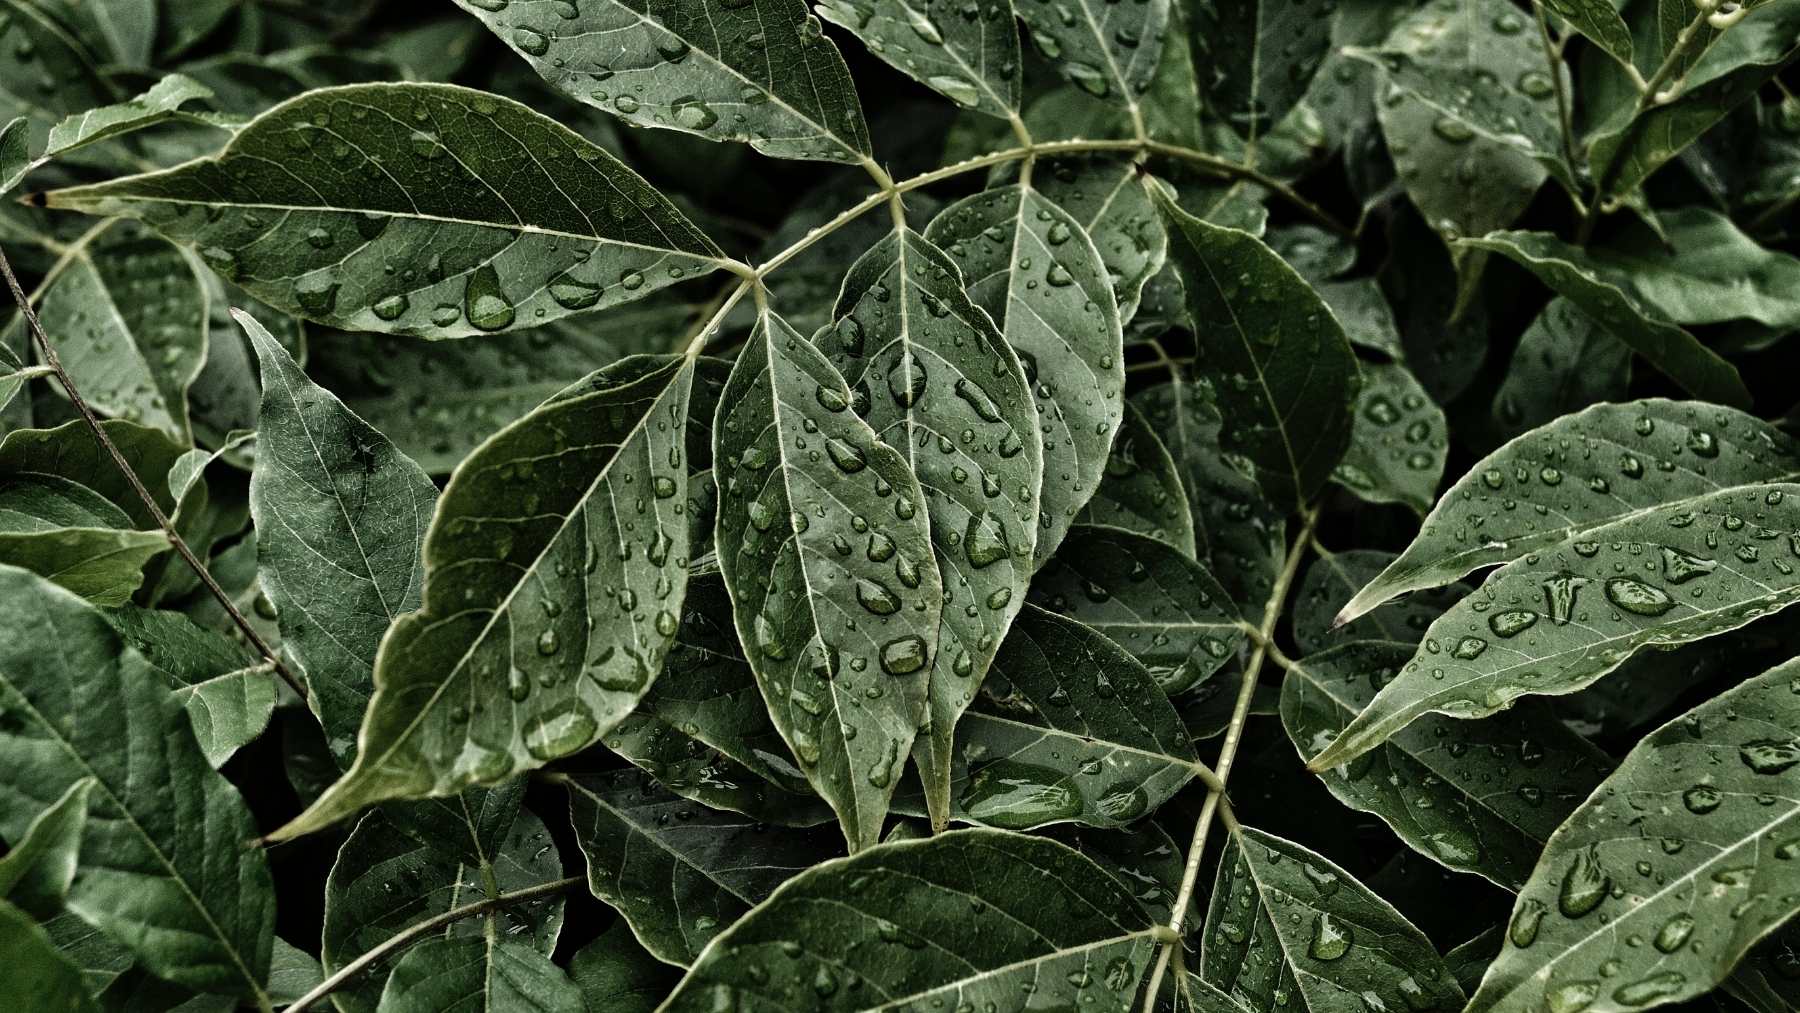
top-left (1, 0), bottom-right (1799, 1011)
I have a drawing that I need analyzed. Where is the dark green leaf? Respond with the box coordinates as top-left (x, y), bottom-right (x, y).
top-left (1016, 0), bottom-right (1167, 118)
top-left (1293, 550), bottom-right (1462, 655)
top-left (1541, 0), bottom-right (1635, 70)
top-left (1332, 360), bottom-right (1446, 515)
top-left (104, 605), bottom-right (273, 768)
top-left (818, 0), bottom-right (1022, 118)
top-left (1074, 402), bottom-right (1196, 556)
top-left (0, 777), bottom-right (92, 918)
top-left (1191, 0), bottom-right (1333, 139)
top-left (375, 936), bottom-right (583, 1013)
top-left (568, 922), bottom-right (678, 1013)
top-left (0, 900), bottom-right (99, 1013)
top-left (1490, 298), bottom-right (1631, 442)
top-left (1035, 156), bottom-right (1166, 326)
top-left (0, 475), bottom-right (168, 605)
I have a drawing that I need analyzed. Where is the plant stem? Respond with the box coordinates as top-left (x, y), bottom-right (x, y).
top-left (0, 242), bottom-right (309, 701)
top-left (282, 875), bottom-right (584, 1012)
top-left (1139, 507), bottom-right (1320, 1012)
top-left (1532, 2), bottom-right (1579, 171)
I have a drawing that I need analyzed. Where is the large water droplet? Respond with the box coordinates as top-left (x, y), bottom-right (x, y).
top-left (1557, 848), bottom-right (1608, 918)
top-left (1307, 912), bottom-right (1352, 961)
top-left (464, 265), bottom-right (516, 331)
top-left (879, 634), bottom-right (928, 674)
top-left (1604, 577), bottom-right (1674, 617)
top-left (962, 759), bottom-right (1082, 829)
top-left (523, 702), bottom-right (598, 759)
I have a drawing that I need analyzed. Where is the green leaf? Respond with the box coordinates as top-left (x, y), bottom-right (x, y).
top-left (1197, 824), bottom-right (1465, 1012)
top-left (608, 575), bottom-right (833, 826)
top-left (240, 308), bottom-right (437, 769)
top-left (817, 0), bottom-right (1021, 118)
top-left (1350, 0), bottom-right (1578, 197)
top-left (569, 921), bottom-right (678, 1013)
top-left (1280, 640), bottom-right (1612, 888)
top-left (1033, 156), bottom-right (1166, 326)
top-left (104, 605), bottom-right (274, 768)
top-left (0, 565), bottom-right (273, 999)
top-left (323, 805), bottom-right (565, 1013)
top-left (1490, 298), bottom-right (1630, 442)
top-left (1292, 550), bottom-right (1462, 656)
top-left (0, 115), bottom-right (27, 194)
top-left (713, 303), bottom-right (942, 852)
top-left (943, 604), bottom-right (1203, 830)
top-left (31, 74), bottom-right (231, 174)
top-left (926, 183), bottom-right (1126, 565)
top-left (0, 0), bottom-right (114, 127)
top-left (0, 900), bottom-right (99, 1013)
top-left (822, 226), bottom-right (1041, 831)
top-left (0, 475), bottom-right (168, 605)
top-left (1331, 361), bottom-right (1446, 516)
top-left (1468, 655), bottom-right (1800, 1013)
top-left (0, 420), bottom-right (185, 533)
top-left (1075, 402), bottom-right (1197, 556)
top-left (1541, 0), bottom-right (1635, 70)
top-left (268, 937), bottom-right (324, 1005)
top-left (1446, 926), bottom-right (1503, 996)
top-left (659, 829), bottom-right (1159, 1010)
top-left (1191, 0), bottom-right (1334, 140)
top-left (42, 83), bottom-right (726, 337)
top-left (1016, 0), bottom-right (1167, 116)
top-left (272, 352), bottom-right (698, 840)
top-left (1028, 525), bottom-right (1242, 695)
top-left (1154, 183), bottom-right (1360, 508)
top-left (456, 0), bottom-right (872, 164)
top-left (375, 937), bottom-right (583, 1013)
top-left (1459, 229), bottom-right (1751, 407)
top-left (565, 770), bottom-right (843, 966)
top-left (0, 777), bottom-right (93, 918)
top-left (1336, 399), bottom-right (1800, 624)
top-left (1311, 482), bottom-right (1800, 771)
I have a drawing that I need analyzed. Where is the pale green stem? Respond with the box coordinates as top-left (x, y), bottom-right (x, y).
top-left (1531, 2), bottom-right (1579, 171)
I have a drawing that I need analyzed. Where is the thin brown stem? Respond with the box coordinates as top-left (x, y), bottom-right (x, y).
top-left (282, 875), bottom-right (584, 1012)
top-left (0, 243), bottom-right (308, 701)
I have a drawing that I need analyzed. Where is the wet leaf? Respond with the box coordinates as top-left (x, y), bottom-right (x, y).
top-left (1015, 0), bottom-right (1166, 119)
top-left (818, 0), bottom-right (1021, 118)
top-left (375, 936), bottom-right (583, 1013)
top-left (1332, 360), bottom-right (1446, 516)
top-left (1074, 402), bottom-right (1196, 556)
top-left (1191, 0), bottom-right (1333, 140)
top-left (1489, 298), bottom-right (1631, 442)
top-left (1034, 156), bottom-right (1167, 326)
top-left (1293, 549), bottom-right (1463, 655)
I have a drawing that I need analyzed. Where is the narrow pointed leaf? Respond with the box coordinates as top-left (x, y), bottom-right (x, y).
top-left (660, 829), bottom-right (1159, 1011)
top-left (0, 777), bottom-right (93, 918)
top-left (0, 475), bottom-right (168, 605)
top-left (376, 937), bottom-right (583, 1013)
top-left (1154, 185), bottom-right (1360, 509)
top-left (456, 0), bottom-right (871, 164)
top-left (36, 73), bottom-right (229, 169)
top-left (714, 304), bottom-right (941, 852)
top-left (1312, 482), bottom-right (1800, 771)
top-left (823, 226), bottom-right (1041, 831)
top-left (1459, 230), bottom-right (1751, 407)
top-left (272, 353), bottom-right (697, 840)
top-left (817, 0), bottom-right (1021, 118)
top-left (1199, 824), bottom-right (1465, 1012)
top-left (240, 308), bottom-right (438, 768)
top-left (1336, 400), bottom-right (1800, 625)
top-left (0, 900), bottom-right (99, 1013)
top-left (0, 116), bottom-right (27, 194)
top-left (1075, 402), bottom-right (1196, 556)
top-left (1332, 361), bottom-right (1446, 516)
top-left (105, 605), bottom-right (273, 768)
top-left (1281, 640), bottom-right (1612, 889)
top-left (1469, 656), bottom-right (1800, 1013)
top-left (42, 83), bottom-right (725, 337)
top-left (1016, 0), bottom-right (1166, 117)
top-left (1028, 525), bottom-right (1242, 695)
top-left (1293, 550), bottom-right (1462, 656)
top-left (1191, 0), bottom-right (1333, 139)
top-left (926, 183), bottom-right (1125, 565)
top-left (0, 565), bottom-right (273, 999)
top-left (565, 770), bottom-right (842, 966)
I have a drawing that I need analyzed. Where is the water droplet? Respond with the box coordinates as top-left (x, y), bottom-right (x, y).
top-left (1660, 547), bottom-right (1715, 584)
top-left (1653, 913), bottom-right (1694, 953)
top-left (887, 358), bottom-right (927, 406)
top-left (962, 759), bottom-right (1082, 829)
top-left (1557, 847), bottom-right (1608, 918)
top-left (1604, 577), bottom-right (1674, 617)
top-left (964, 511), bottom-right (1010, 568)
top-left (856, 578), bottom-right (900, 615)
top-left (1488, 610), bottom-right (1538, 637)
top-left (1509, 898), bottom-right (1546, 947)
top-left (464, 265), bottom-right (516, 331)
top-left (1740, 738), bottom-right (1800, 775)
top-left (879, 635), bottom-right (928, 675)
top-left (523, 702), bottom-right (598, 759)
top-left (1308, 912), bottom-right (1352, 961)
top-left (1683, 784), bottom-right (1722, 814)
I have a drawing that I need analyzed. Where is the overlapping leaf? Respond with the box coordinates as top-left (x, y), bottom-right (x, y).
top-left (105, 605), bottom-right (273, 767)
top-left (713, 304), bottom-right (941, 852)
top-left (43, 83), bottom-right (726, 337)
top-left (818, 0), bottom-right (1021, 118)
top-left (376, 937), bottom-right (582, 1013)
top-left (1293, 550), bottom-right (1463, 655)
top-left (1015, 0), bottom-right (1167, 117)
top-left (0, 474), bottom-right (167, 605)
top-left (0, 777), bottom-right (91, 918)
top-left (1074, 402), bottom-right (1195, 556)
top-left (1191, 0), bottom-right (1333, 139)
top-left (1490, 298), bottom-right (1630, 442)
top-left (1332, 361), bottom-right (1446, 515)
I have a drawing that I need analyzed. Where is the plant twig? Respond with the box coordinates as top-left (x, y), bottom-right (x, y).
top-left (283, 875), bottom-right (584, 1012)
top-left (1140, 507), bottom-right (1320, 1011)
top-left (1532, 2), bottom-right (1580, 171)
top-left (0, 242), bottom-right (308, 701)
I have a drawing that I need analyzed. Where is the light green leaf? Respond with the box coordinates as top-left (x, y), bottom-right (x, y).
top-left (568, 921), bottom-right (678, 1013)
top-left (324, 805), bottom-right (565, 1013)
top-left (0, 419), bottom-right (185, 534)
top-left (268, 937), bottom-right (325, 1005)
top-left (926, 183), bottom-right (1126, 566)
top-left (0, 565), bottom-right (273, 999)
top-left (1075, 402), bottom-right (1196, 556)
top-left (0, 777), bottom-right (92, 918)
top-left (240, 308), bottom-right (437, 769)
top-left (0, 900), bottom-right (99, 1013)
top-left (32, 74), bottom-right (231, 172)
top-left (272, 352), bottom-right (697, 840)
top-left (1337, 399), bottom-right (1800, 624)
top-left (1154, 183), bottom-right (1360, 508)
top-left (1490, 298), bottom-right (1630, 442)
top-left (0, 475), bottom-right (168, 605)
top-left (946, 604), bottom-right (1203, 829)
top-left (1191, 0), bottom-right (1334, 140)
top-left (1280, 640), bottom-right (1612, 888)
top-left (375, 936), bottom-right (583, 1013)
top-left (1198, 824), bottom-right (1465, 1012)
top-left (1332, 360), bottom-right (1446, 516)
top-left (823, 226), bottom-right (1041, 832)
top-left (0, 116), bottom-right (26, 194)
top-left (1016, 0), bottom-right (1167, 117)
top-left (42, 83), bottom-right (726, 337)
top-left (1029, 525), bottom-right (1242, 695)
top-left (660, 829), bottom-right (1159, 1011)
top-left (817, 0), bottom-right (1021, 118)
top-left (1034, 156), bottom-right (1166, 326)
top-left (1292, 549), bottom-right (1463, 655)
top-left (1468, 655), bottom-right (1800, 1013)
top-left (456, 0), bottom-right (871, 164)
top-left (565, 770), bottom-right (842, 966)
top-left (104, 605), bottom-right (273, 768)
top-left (713, 303), bottom-right (942, 852)
top-left (1541, 0), bottom-right (1635, 70)
top-left (1461, 229), bottom-right (1751, 407)
top-left (1046, 823), bottom-right (1191, 924)
top-left (1311, 482), bottom-right (1800, 771)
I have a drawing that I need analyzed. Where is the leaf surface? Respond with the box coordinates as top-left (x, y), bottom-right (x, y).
top-left (0, 777), bottom-right (92, 919)
top-left (1191, 0), bottom-right (1333, 139)
top-left (1074, 402), bottom-right (1196, 556)
top-left (1293, 550), bottom-right (1462, 655)
top-left (0, 475), bottom-right (168, 605)
top-left (1015, 0), bottom-right (1166, 118)
top-left (817, 0), bottom-right (1021, 118)
top-left (1489, 298), bottom-right (1630, 442)
top-left (43, 83), bottom-right (725, 337)
top-left (375, 936), bottom-right (583, 1013)
top-left (105, 605), bottom-right (273, 768)
top-left (0, 900), bottom-right (98, 1013)
top-left (1332, 361), bottom-right (1446, 516)
top-left (568, 922), bottom-right (678, 1013)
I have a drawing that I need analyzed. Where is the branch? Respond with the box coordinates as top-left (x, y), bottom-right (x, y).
top-left (0, 242), bottom-right (309, 701)
top-left (282, 875), bottom-right (584, 1012)
top-left (1532, 2), bottom-right (1579, 171)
